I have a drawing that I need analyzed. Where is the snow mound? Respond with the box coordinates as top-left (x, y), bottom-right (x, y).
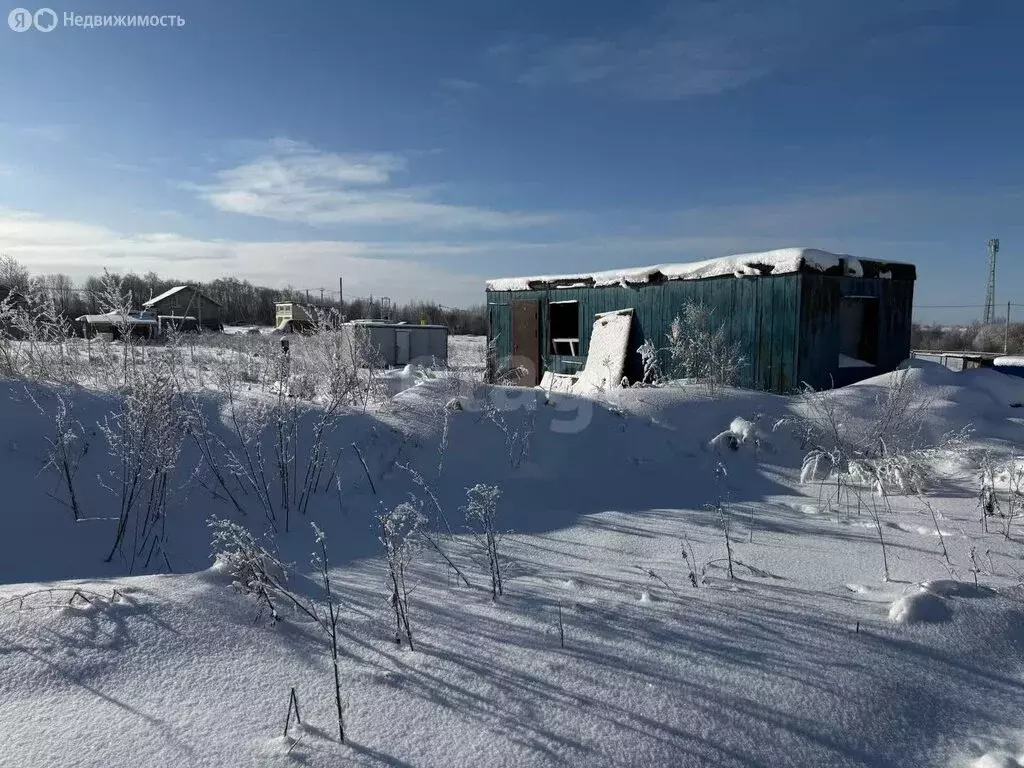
top-left (919, 579), bottom-right (993, 598)
top-left (971, 746), bottom-right (1024, 768)
top-left (709, 416), bottom-right (763, 453)
top-left (888, 580), bottom-right (993, 624)
top-left (888, 589), bottom-right (951, 624)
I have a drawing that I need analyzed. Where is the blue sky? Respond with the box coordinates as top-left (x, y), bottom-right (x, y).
top-left (1, 0), bottom-right (1022, 320)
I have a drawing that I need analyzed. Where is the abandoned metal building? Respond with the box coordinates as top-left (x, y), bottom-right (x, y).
top-left (484, 248), bottom-right (916, 393)
top-left (143, 286), bottom-right (224, 330)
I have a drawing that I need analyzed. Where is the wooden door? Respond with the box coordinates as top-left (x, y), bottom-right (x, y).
top-left (511, 300), bottom-right (541, 386)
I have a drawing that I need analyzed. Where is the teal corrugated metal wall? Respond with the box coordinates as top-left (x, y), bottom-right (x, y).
top-left (487, 274), bottom-right (802, 392)
top-left (488, 272), bottom-right (914, 393)
top-left (796, 275), bottom-right (915, 390)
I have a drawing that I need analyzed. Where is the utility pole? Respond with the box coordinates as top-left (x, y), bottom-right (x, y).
top-left (1005, 301), bottom-right (1011, 354)
top-left (320, 287), bottom-right (324, 303)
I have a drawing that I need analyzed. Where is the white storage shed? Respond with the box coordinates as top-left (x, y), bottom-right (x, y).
top-left (341, 321), bottom-right (448, 367)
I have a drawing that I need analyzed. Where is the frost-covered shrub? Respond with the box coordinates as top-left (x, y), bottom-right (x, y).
top-left (778, 367), bottom-right (971, 498)
top-left (0, 275), bottom-right (81, 384)
top-left (100, 363), bottom-right (188, 570)
top-left (637, 339), bottom-right (663, 385)
top-left (665, 301), bottom-right (745, 395)
top-left (379, 501), bottom-right (425, 648)
top-left (464, 484), bottom-right (504, 599)
top-left (209, 517), bottom-right (291, 623)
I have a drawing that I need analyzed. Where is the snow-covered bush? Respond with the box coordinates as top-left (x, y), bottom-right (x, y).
top-left (190, 318), bottom-right (386, 535)
top-left (778, 367), bottom-right (973, 580)
top-left (379, 501), bottom-right (425, 649)
top-left (31, 390), bottom-right (90, 521)
top-left (636, 339), bottom-right (664, 386)
top-left (778, 367), bottom-right (971, 499)
top-left (0, 276), bottom-right (81, 384)
top-left (100, 364), bottom-right (189, 570)
top-left (209, 517), bottom-right (292, 624)
top-left (464, 484), bottom-right (504, 600)
top-left (664, 301), bottom-right (745, 395)
top-left (209, 518), bottom-right (347, 742)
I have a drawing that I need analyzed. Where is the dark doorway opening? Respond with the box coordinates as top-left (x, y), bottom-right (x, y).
top-left (839, 297), bottom-right (879, 367)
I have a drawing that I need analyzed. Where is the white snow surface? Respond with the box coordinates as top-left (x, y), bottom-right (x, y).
top-left (3, 355), bottom-right (1024, 766)
top-left (485, 247), bottom-right (853, 291)
top-left (839, 353), bottom-right (876, 368)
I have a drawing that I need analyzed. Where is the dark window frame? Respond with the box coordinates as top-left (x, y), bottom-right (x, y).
top-left (548, 300), bottom-right (580, 356)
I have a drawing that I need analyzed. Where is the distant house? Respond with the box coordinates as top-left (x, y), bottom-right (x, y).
top-left (143, 286), bottom-right (223, 330)
top-left (275, 302), bottom-right (316, 332)
top-left (485, 248), bottom-right (916, 393)
top-left (76, 311), bottom-right (159, 340)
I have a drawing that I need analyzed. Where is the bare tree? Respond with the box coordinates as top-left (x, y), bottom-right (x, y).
top-left (0, 254), bottom-right (30, 293)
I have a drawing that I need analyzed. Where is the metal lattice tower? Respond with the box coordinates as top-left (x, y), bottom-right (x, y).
top-left (983, 238), bottom-right (1000, 324)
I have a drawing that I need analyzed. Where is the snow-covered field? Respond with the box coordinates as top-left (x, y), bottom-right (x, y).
top-left (2, 337), bottom-right (1024, 767)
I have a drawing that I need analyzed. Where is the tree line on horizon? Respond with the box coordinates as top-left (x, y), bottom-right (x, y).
top-left (912, 321), bottom-right (1024, 356)
top-left (0, 255), bottom-right (488, 335)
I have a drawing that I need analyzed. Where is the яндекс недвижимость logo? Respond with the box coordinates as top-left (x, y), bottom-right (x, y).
top-left (8, 7), bottom-right (56, 31)
top-left (8, 8), bottom-right (184, 31)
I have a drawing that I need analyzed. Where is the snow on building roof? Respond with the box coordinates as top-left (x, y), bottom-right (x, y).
top-left (76, 313), bottom-right (158, 326)
top-left (144, 285), bottom-right (223, 308)
top-left (485, 247), bottom-right (914, 292)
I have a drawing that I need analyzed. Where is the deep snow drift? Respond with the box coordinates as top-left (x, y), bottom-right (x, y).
top-left (2, 352), bottom-right (1024, 767)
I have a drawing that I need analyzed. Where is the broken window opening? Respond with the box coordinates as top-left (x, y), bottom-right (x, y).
top-left (549, 300), bottom-right (580, 356)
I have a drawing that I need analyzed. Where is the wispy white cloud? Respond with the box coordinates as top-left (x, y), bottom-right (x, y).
top-left (0, 208), bottom-right (491, 305)
top-left (192, 139), bottom-right (554, 230)
top-left (439, 77), bottom-right (480, 93)
top-left (3, 184), bottom-right (1011, 307)
top-left (489, 0), bottom-right (956, 100)
top-left (20, 124), bottom-right (71, 143)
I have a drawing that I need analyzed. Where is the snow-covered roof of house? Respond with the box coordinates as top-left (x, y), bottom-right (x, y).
top-left (144, 285), bottom-right (223, 308)
top-left (76, 313), bottom-right (158, 326)
top-left (485, 247), bottom-right (915, 292)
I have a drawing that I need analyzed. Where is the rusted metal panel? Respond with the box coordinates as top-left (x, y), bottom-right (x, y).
top-left (511, 300), bottom-right (541, 386)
